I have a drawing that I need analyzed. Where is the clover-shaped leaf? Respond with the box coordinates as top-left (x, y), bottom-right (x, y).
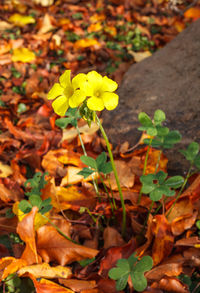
top-left (25, 172), bottom-right (48, 197)
top-left (78, 152), bottom-right (113, 179)
top-left (153, 109), bottom-right (166, 126)
top-left (109, 253), bottom-right (153, 292)
top-left (180, 142), bottom-right (200, 169)
top-left (140, 171), bottom-right (184, 201)
top-left (138, 112), bottom-right (157, 136)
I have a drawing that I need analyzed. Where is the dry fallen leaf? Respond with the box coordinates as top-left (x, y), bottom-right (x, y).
top-left (18, 263), bottom-right (72, 279)
top-left (128, 50), bottom-right (152, 62)
top-left (38, 14), bottom-right (56, 35)
top-left (11, 48), bottom-right (36, 63)
top-left (0, 161), bottom-right (13, 178)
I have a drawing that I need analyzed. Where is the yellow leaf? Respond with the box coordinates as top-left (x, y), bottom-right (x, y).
top-left (104, 25), bottom-right (117, 37)
top-left (0, 162), bottom-right (13, 178)
top-left (8, 13), bottom-right (35, 27)
top-left (74, 39), bottom-right (101, 49)
top-left (61, 166), bottom-right (99, 186)
top-left (11, 48), bottom-right (35, 63)
top-left (129, 50), bottom-right (152, 62)
top-left (18, 263), bottom-right (72, 279)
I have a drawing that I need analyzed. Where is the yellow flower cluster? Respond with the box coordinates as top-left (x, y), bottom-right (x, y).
top-left (47, 70), bottom-right (119, 116)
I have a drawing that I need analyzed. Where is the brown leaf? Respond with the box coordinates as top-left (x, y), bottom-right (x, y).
top-left (157, 277), bottom-right (189, 293)
top-left (146, 263), bottom-right (182, 281)
top-left (17, 206), bottom-right (41, 265)
top-left (103, 227), bottom-right (125, 249)
top-left (37, 225), bottom-right (98, 266)
top-left (152, 215), bottom-right (174, 265)
top-left (171, 210), bottom-right (198, 236)
top-left (59, 279), bottom-right (97, 292)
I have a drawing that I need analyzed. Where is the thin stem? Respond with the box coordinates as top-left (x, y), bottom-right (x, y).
top-left (166, 166), bottom-right (193, 217)
top-left (95, 114), bottom-right (126, 237)
top-left (137, 138), bottom-right (153, 204)
top-left (42, 215), bottom-right (78, 244)
top-left (76, 125), bottom-right (100, 199)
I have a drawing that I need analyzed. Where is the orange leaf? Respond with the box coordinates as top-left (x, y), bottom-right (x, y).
top-left (37, 225), bottom-right (98, 265)
top-left (184, 7), bottom-right (200, 20)
top-left (152, 215), bottom-right (174, 265)
top-left (59, 279), bottom-right (97, 292)
top-left (17, 206), bottom-right (41, 265)
top-left (0, 257), bottom-right (27, 281)
top-left (88, 23), bottom-right (103, 33)
top-left (29, 275), bottom-right (74, 293)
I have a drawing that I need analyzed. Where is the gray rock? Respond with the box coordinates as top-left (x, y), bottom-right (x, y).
top-left (102, 19), bottom-right (200, 175)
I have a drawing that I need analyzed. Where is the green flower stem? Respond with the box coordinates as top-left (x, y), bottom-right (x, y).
top-left (76, 125), bottom-right (100, 199)
top-left (42, 215), bottom-right (78, 244)
top-left (95, 114), bottom-right (126, 237)
top-left (166, 166), bottom-right (192, 217)
top-left (137, 137), bottom-right (153, 204)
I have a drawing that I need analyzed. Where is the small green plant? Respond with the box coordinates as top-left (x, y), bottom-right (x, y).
top-left (78, 152), bottom-right (113, 178)
top-left (140, 171), bottom-right (184, 201)
top-left (1, 274), bottom-right (34, 293)
top-left (18, 172), bottom-right (52, 215)
top-left (108, 253), bottom-right (153, 292)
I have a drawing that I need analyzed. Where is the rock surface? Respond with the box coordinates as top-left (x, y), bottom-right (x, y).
top-left (102, 19), bottom-right (200, 174)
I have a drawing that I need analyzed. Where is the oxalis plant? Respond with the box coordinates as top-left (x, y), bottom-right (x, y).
top-left (47, 70), bottom-right (127, 236)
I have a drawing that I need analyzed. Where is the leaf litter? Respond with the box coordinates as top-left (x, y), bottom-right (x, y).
top-left (0, 0), bottom-right (200, 292)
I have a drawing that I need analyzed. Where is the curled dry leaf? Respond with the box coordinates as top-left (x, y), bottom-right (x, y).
top-left (171, 210), bottom-right (198, 236)
top-left (59, 279), bottom-right (97, 292)
top-left (156, 277), bottom-right (189, 293)
top-left (103, 227), bottom-right (125, 249)
top-left (18, 262), bottom-right (72, 279)
top-left (17, 206), bottom-right (41, 265)
top-left (152, 215), bottom-right (174, 266)
top-left (37, 225), bottom-right (98, 266)
top-left (146, 263), bottom-right (182, 281)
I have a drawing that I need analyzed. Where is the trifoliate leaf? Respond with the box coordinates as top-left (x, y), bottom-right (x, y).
top-left (77, 167), bottom-right (94, 179)
top-left (153, 109), bottom-right (166, 125)
top-left (80, 155), bottom-right (97, 170)
top-left (180, 142), bottom-right (199, 162)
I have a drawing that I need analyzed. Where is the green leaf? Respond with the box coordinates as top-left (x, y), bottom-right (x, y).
top-left (165, 176), bottom-right (184, 189)
top-left (138, 112), bottom-right (153, 127)
top-left (163, 130), bottom-right (182, 148)
top-left (154, 109), bottom-right (166, 125)
top-left (130, 271), bottom-right (147, 292)
top-left (96, 152), bottom-right (107, 169)
top-left (116, 274), bottom-right (129, 291)
top-left (80, 155), bottom-right (97, 169)
top-left (18, 200), bottom-right (32, 214)
top-left (194, 154), bottom-right (200, 169)
top-left (134, 255), bottom-right (153, 272)
top-left (155, 171), bottom-right (167, 184)
top-left (196, 220), bottom-right (200, 230)
top-left (41, 197), bottom-right (51, 206)
top-left (149, 187), bottom-right (164, 201)
top-left (98, 162), bottom-right (113, 174)
top-left (29, 195), bottom-right (42, 208)
top-left (40, 205), bottom-right (52, 214)
top-left (55, 117), bottom-right (75, 129)
top-left (180, 142), bottom-right (199, 163)
top-left (78, 257), bottom-right (95, 267)
top-left (77, 167), bottom-right (94, 179)
top-left (156, 126), bottom-right (169, 137)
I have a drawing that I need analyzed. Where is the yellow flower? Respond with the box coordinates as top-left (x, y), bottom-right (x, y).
top-left (47, 70), bottom-right (87, 116)
top-left (86, 71), bottom-right (119, 111)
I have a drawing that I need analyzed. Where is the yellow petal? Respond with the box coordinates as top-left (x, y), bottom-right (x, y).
top-left (8, 13), bottom-right (35, 27)
top-left (101, 76), bottom-right (118, 92)
top-left (11, 48), bottom-right (35, 63)
top-left (87, 71), bottom-right (102, 93)
top-left (59, 70), bottom-right (71, 88)
top-left (87, 96), bottom-right (104, 111)
top-left (72, 73), bottom-right (87, 90)
top-left (47, 83), bottom-right (64, 100)
top-left (69, 90), bottom-right (86, 108)
top-left (101, 92), bottom-right (119, 110)
top-left (52, 95), bottom-right (69, 116)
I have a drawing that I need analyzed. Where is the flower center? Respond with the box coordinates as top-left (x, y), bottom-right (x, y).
top-left (64, 86), bottom-right (74, 97)
top-left (95, 91), bottom-right (100, 98)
